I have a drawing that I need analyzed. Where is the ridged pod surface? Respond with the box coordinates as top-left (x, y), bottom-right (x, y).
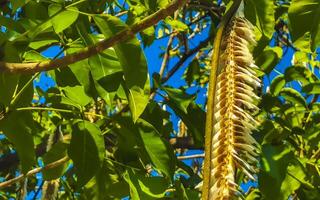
top-left (208, 16), bottom-right (260, 199)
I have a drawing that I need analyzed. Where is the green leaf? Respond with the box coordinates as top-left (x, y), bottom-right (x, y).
top-left (112, 117), bottom-right (145, 165)
top-left (162, 87), bottom-right (205, 147)
top-left (10, 0), bottom-right (31, 11)
top-left (174, 180), bottom-right (189, 200)
top-left (42, 141), bottom-right (68, 180)
top-left (0, 74), bottom-right (19, 107)
top-left (284, 65), bottom-right (317, 86)
top-left (255, 47), bottom-right (282, 74)
top-left (83, 160), bottom-right (129, 200)
top-left (163, 87), bottom-right (193, 113)
top-left (28, 39), bottom-right (59, 50)
top-left (48, 4), bottom-right (79, 33)
top-left (124, 170), bottom-right (168, 199)
top-left (23, 50), bottom-right (48, 62)
top-left (61, 85), bottom-right (93, 107)
top-left (246, 189), bottom-right (262, 200)
top-left (288, 0), bottom-right (320, 51)
top-left (302, 82), bottom-right (320, 94)
top-left (23, 1), bottom-right (49, 20)
top-left (93, 15), bottom-right (150, 122)
top-left (156, 0), bottom-right (170, 8)
top-left (185, 59), bottom-right (201, 86)
top-left (140, 26), bottom-right (155, 47)
top-left (140, 102), bottom-right (171, 137)
top-left (0, 111), bottom-right (36, 173)
top-left (279, 88), bottom-right (307, 107)
top-left (54, 67), bottom-right (93, 107)
top-left (259, 144), bottom-right (294, 199)
top-left (0, 42), bottom-right (22, 107)
top-left (125, 85), bottom-right (150, 122)
top-left (270, 75), bottom-right (286, 96)
top-left (280, 159), bottom-right (307, 200)
top-left (245, 0), bottom-right (275, 54)
top-left (137, 119), bottom-right (176, 178)
top-left (174, 180), bottom-right (200, 200)
top-left (165, 17), bottom-right (189, 32)
top-left (68, 121), bottom-right (105, 187)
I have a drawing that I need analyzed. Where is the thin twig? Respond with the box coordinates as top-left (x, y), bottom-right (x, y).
top-left (150, 11), bottom-right (179, 99)
top-left (161, 33), bottom-right (215, 83)
top-left (32, 181), bottom-right (44, 200)
top-left (0, 156), bottom-right (69, 189)
top-left (177, 154), bottom-right (204, 160)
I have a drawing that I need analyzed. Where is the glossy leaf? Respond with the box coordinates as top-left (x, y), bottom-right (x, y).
top-left (259, 145), bottom-right (294, 199)
top-left (162, 87), bottom-right (205, 147)
top-left (137, 119), bottom-right (176, 178)
top-left (270, 75), bottom-right (286, 96)
top-left (48, 4), bottom-right (79, 33)
top-left (302, 82), bottom-right (320, 94)
top-left (279, 88), bottom-right (307, 107)
top-left (93, 15), bottom-right (150, 122)
top-left (245, 0), bottom-right (275, 55)
top-left (284, 65), bottom-right (317, 86)
top-left (68, 121), bottom-right (105, 187)
top-left (124, 169), bottom-right (168, 199)
top-left (288, 0), bottom-right (320, 51)
top-left (256, 47), bottom-right (282, 74)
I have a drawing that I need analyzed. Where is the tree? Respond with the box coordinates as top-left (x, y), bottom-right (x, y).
top-left (0, 0), bottom-right (319, 199)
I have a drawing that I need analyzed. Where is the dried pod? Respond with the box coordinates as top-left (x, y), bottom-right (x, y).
top-left (208, 16), bottom-right (261, 199)
top-left (42, 179), bottom-right (60, 200)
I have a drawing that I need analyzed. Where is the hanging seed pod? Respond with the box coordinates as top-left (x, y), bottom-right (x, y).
top-left (208, 16), bottom-right (261, 199)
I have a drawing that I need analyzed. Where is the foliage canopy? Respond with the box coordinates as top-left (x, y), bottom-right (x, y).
top-left (0, 0), bottom-right (319, 199)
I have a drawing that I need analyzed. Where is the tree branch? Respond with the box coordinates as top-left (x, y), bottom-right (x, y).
top-left (0, 139), bottom-right (47, 172)
top-left (177, 154), bottom-right (204, 160)
top-left (161, 33), bottom-right (215, 83)
top-left (0, 0), bottom-right (187, 74)
top-left (0, 156), bottom-right (69, 189)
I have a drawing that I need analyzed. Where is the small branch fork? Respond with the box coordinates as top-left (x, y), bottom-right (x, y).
top-left (0, 0), bottom-right (187, 74)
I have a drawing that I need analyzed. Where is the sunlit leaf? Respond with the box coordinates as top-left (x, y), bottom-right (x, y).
top-left (259, 145), bottom-right (294, 199)
top-left (137, 119), bottom-right (176, 178)
top-left (284, 65), bottom-right (317, 86)
top-left (124, 169), bottom-right (168, 199)
top-left (280, 88), bottom-right (307, 107)
top-left (93, 15), bottom-right (150, 122)
top-left (270, 75), bottom-right (286, 96)
top-left (162, 87), bottom-right (205, 147)
top-left (256, 47), bottom-right (282, 74)
top-left (302, 82), bottom-right (320, 94)
top-left (288, 0), bottom-right (320, 51)
top-left (48, 4), bottom-right (79, 33)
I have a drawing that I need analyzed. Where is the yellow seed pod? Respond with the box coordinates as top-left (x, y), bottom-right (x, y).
top-left (208, 16), bottom-right (260, 199)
